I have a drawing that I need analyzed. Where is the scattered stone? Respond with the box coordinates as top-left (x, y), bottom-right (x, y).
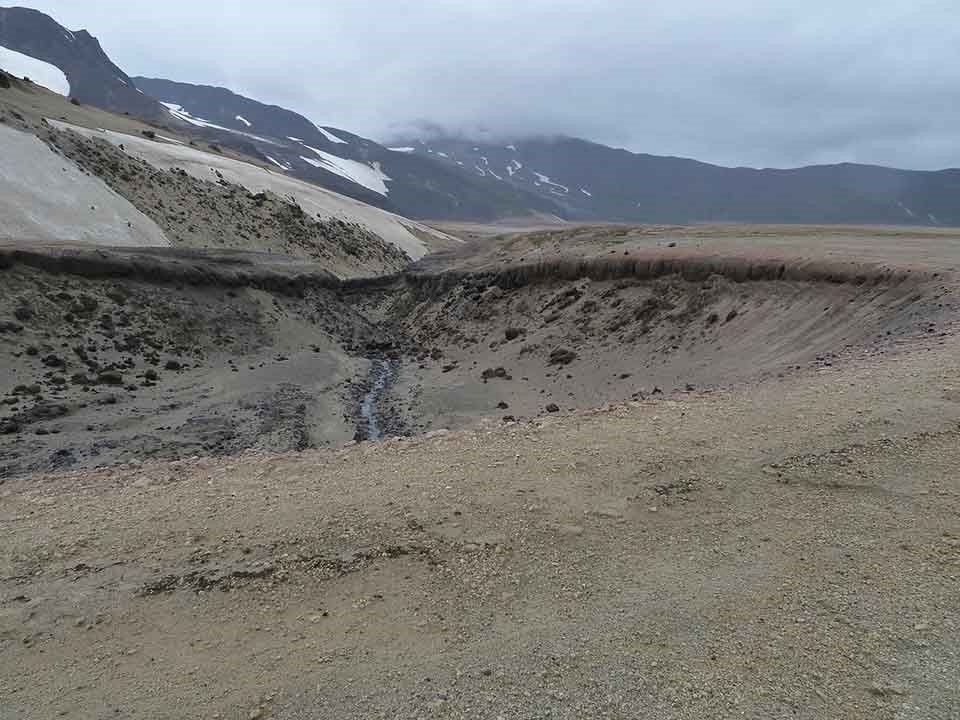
top-left (548, 348), bottom-right (578, 366)
top-left (545, 403), bottom-right (560, 413)
top-left (97, 370), bottom-right (124, 385)
top-left (481, 367), bottom-right (510, 381)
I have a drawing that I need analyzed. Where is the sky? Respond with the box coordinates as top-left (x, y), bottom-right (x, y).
top-left (11, 0), bottom-right (960, 170)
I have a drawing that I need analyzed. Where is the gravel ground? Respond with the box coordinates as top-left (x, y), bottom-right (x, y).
top-left (1, 313), bottom-right (958, 719)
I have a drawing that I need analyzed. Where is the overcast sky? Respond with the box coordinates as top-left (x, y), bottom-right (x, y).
top-left (13, 0), bottom-right (960, 169)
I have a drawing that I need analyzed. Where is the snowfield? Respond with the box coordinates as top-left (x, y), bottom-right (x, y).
top-left (49, 121), bottom-right (452, 259)
top-left (160, 102), bottom-right (278, 144)
top-left (0, 123), bottom-right (169, 246)
top-left (0, 46), bottom-right (70, 96)
top-left (299, 145), bottom-right (391, 196)
top-left (265, 156), bottom-right (291, 171)
top-left (316, 127), bottom-right (348, 144)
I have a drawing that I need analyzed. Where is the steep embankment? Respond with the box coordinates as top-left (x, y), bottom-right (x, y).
top-left (0, 245), bottom-right (392, 477)
top-left (1, 228), bottom-right (956, 476)
top-left (350, 251), bottom-right (956, 434)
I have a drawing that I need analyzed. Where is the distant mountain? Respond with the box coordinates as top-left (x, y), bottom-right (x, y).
top-left (132, 76), bottom-right (558, 219)
top-left (390, 136), bottom-right (960, 226)
top-left (0, 6), bottom-right (164, 118)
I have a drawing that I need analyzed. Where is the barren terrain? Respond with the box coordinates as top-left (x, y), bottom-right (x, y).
top-left (1, 224), bottom-right (959, 719)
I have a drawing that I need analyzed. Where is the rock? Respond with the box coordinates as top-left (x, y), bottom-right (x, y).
top-left (504, 327), bottom-right (524, 341)
top-left (96, 370), bottom-right (124, 385)
top-left (497, 401), bottom-right (509, 409)
top-left (548, 348), bottom-right (577, 366)
top-left (0, 420), bottom-right (21, 435)
top-left (144, 369), bottom-right (158, 381)
top-left (502, 415), bottom-right (516, 423)
top-left (545, 403), bottom-right (560, 413)
top-left (0, 321), bottom-right (23, 334)
top-left (42, 354), bottom-right (65, 368)
top-left (481, 367), bottom-right (510, 381)
top-left (164, 360), bottom-right (182, 371)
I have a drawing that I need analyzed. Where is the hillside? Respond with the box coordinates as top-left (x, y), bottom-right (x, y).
top-left (394, 135), bottom-right (960, 225)
top-left (0, 75), bottom-right (454, 272)
top-left (131, 76), bottom-right (559, 220)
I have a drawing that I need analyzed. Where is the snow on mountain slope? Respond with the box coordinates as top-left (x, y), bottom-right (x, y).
top-left (298, 144), bottom-right (391, 196)
top-left (0, 123), bottom-right (169, 246)
top-left (0, 45), bottom-right (69, 95)
top-left (49, 121), bottom-right (454, 259)
top-left (316, 127), bottom-right (347, 144)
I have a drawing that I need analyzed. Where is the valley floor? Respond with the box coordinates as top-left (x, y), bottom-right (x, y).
top-left (2, 311), bottom-right (959, 719)
top-left (1, 226), bottom-right (960, 718)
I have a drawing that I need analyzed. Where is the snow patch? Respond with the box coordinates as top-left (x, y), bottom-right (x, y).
top-left (265, 156), bottom-right (291, 171)
top-left (506, 159), bottom-right (523, 177)
top-left (896, 201), bottom-right (915, 218)
top-left (388, 147), bottom-right (416, 153)
top-left (506, 144), bottom-right (517, 151)
top-left (235, 115), bottom-right (252, 127)
top-left (300, 146), bottom-right (391, 196)
top-left (580, 188), bottom-right (593, 197)
top-left (287, 136), bottom-right (304, 142)
top-left (0, 46), bottom-right (70, 95)
top-left (316, 127), bottom-right (348, 144)
top-left (533, 171), bottom-right (569, 194)
top-left (161, 102), bottom-right (279, 144)
top-left (436, 151), bottom-right (449, 158)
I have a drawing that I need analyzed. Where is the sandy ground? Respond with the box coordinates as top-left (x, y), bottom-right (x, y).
top-left (1, 309), bottom-right (958, 719)
top-left (0, 123), bottom-right (169, 247)
top-left (422, 223), bottom-right (960, 274)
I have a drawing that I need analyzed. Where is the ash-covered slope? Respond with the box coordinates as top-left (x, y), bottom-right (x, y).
top-left (0, 6), bottom-right (164, 118)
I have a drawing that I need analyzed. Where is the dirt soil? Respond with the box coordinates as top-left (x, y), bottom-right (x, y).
top-left (1, 226), bottom-right (960, 718)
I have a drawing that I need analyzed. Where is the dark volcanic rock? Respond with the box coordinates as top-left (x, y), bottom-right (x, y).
top-left (548, 348), bottom-right (578, 366)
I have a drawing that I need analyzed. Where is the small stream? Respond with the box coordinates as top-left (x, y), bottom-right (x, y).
top-left (358, 359), bottom-right (395, 441)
